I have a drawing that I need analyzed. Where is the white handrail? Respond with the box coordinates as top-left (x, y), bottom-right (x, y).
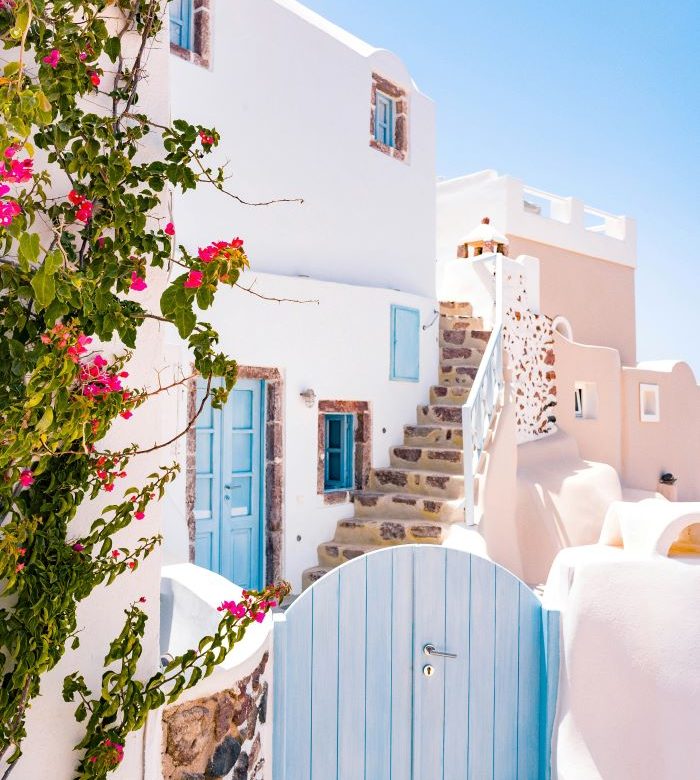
top-left (462, 255), bottom-right (505, 525)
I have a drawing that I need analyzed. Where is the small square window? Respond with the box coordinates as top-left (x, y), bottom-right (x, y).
top-left (574, 381), bottom-right (598, 420)
top-left (375, 92), bottom-right (396, 148)
top-left (639, 383), bottom-right (660, 423)
top-left (169, 0), bottom-right (193, 50)
top-left (324, 414), bottom-right (354, 492)
top-left (391, 305), bottom-right (420, 382)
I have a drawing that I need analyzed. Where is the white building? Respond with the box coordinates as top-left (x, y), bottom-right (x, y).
top-left (165, 0), bottom-right (438, 591)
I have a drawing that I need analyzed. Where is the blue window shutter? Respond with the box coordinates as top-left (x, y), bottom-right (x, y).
top-left (324, 414), bottom-right (354, 491)
top-left (391, 305), bottom-right (420, 381)
top-left (375, 93), bottom-right (395, 147)
top-left (169, 0), bottom-right (192, 50)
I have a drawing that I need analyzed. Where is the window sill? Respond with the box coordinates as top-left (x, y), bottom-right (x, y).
top-left (170, 42), bottom-right (209, 69)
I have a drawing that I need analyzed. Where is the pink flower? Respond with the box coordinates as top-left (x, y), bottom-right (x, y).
top-left (72, 543), bottom-right (85, 552)
top-left (164, 222), bottom-right (175, 236)
top-left (89, 71), bottom-right (100, 87)
top-left (2, 158), bottom-right (33, 183)
top-left (120, 410), bottom-right (133, 420)
top-left (75, 201), bottom-right (93, 222)
top-left (0, 184), bottom-right (9, 198)
top-left (253, 612), bottom-right (265, 623)
top-left (4, 146), bottom-right (17, 159)
top-left (139, 596), bottom-right (146, 603)
top-left (134, 511), bottom-right (145, 520)
top-left (184, 270), bottom-right (203, 289)
top-left (19, 469), bottom-right (33, 487)
top-left (104, 483), bottom-right (114, 492)
top-left (42, 49), bottom-right (60, 69)
top-left (0, 199), bottom-right (21, 226)
top-left (198, 130), bottom-right (215, 146)
top-left (17, 547), bottom-right (26, 556)
top-left (130, 272), bottom-right (147, 291)
top-left (15, 562), bottom-right (25, 573)
top-left (128, 561), bottom-right (136, 570)
top-left (79, 52), bottom-right (87, 61)
top-left (93, 355), bottom-right (108, 368)
top-left (111, 550), bottom-right (120, 558)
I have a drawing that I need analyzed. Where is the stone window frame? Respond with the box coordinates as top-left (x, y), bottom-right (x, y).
top-left (170, 0), bottom-right (212, 69)
top-left (317, 401), bottom-right (372, 505)
top-left (369, 72), bottom-right (408, 162)
top-left (186, 366), bottom-right (284, 585)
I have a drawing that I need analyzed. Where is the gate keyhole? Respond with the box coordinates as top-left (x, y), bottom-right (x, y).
top-left (423, 664), bottom-right (435, 678)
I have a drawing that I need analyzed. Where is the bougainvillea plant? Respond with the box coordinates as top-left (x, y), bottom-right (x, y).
top-left (0, 1), bottom-right (290, 777)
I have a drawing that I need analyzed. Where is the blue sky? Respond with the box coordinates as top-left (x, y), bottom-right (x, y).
top-left (304, 0), bottom-right (700, 376)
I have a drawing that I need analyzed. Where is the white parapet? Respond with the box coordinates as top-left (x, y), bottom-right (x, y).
top-left (437, 170), bottom-right (636, 268)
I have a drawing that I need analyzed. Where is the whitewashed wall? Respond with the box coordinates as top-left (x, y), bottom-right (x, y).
top-left (170, 0), bottom-right (436, 298)
top-left (162, 271), bottom-right (439, 591)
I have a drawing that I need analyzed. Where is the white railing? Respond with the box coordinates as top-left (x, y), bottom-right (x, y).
top-left (462, 255), bottom-right (505, 525)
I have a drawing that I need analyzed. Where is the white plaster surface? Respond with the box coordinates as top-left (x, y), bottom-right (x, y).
top-left (170, 0), bottom-right (436, 298)
top-left (545, 546), bottom-right (700, 780)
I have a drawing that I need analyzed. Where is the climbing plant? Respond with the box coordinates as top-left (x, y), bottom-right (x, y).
top-left (0, 1), bottom-right (290, 777)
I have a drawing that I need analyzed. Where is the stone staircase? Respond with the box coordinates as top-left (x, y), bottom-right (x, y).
top-left (301, 301), bottom-right (491, 589)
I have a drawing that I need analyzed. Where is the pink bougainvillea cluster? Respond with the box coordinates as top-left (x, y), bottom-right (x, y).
top-left (0, 143), bottom-right (32, 227)
top-left (217, 589), bottom-right (279, 624)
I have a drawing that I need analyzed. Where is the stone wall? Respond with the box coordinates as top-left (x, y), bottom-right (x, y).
top-left (502, 265), bottom-right (557, 443)
top-left (161, 651), bottom-right (269, 780)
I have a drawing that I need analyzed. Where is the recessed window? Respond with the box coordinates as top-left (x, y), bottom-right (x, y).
top-left (375, 93), bottom-right (395, 148)
top-left (391, 304), bottom-right (420, 382)
top-left (574, 381), bottom-right (598, 420)
top-left (169, 0), bottom-right (192, 50)
top-left (639, 383), bottom-right (660, 423)
top-left (324, 414), bottom-right (354, 492)
top-left (370, 73), bottom-right (408, 161)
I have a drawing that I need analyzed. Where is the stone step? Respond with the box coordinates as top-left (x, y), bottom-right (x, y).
top-left (369, 467), bottom-right (464, 499)
top-left (390, 444), bottom-right (463, 474)
top-left (417, 403), bottom-right (463, 425)
top-left (439, 301), bottom-right (473, 317)
top-left (430, 385), bottom-right (471, 406)
top-left (440, 345), bottom-right (484, 367)
top-left (439, 365), bottom-right (478, 387)
top-left (353, 490), bottom-right (465, 523)
top-left (440, 326), bottom-right (488, 349)
top-left (318, 540), bottom-right (380, 569)
top-left (334, 516), bottom-right (449, 546)
top-left (301, 565), bottom-right (331, 590)
top-left (403, 424), bottom-right (463, 449)
top-left (439, 314), bottom-right (485, 334)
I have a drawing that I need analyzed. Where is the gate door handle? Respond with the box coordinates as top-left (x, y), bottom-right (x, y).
top-left (423, 643), bottom-right (457, 659)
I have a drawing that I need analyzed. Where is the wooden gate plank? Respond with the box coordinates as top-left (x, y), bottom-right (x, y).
top-left (365, 551), bottom-right (394, 779)
top-left (390, 547), bottom-right (413, 780)
top-left (517, 584), bottom-right (542, 780)
top-left (493, 567), bottom-right (520, 779)
top-left (284, 593), bottom-right (313, 780)
top-left (443, 549), bottom-right (471, 779)
top-left (467, 554), bottom-right (496, 779)
top-left (413, 546), bottom-right (446, 780)
top-left (311, 573), bottom-right (340, 780)
top-left (337, 557), bottom-right (367, 780)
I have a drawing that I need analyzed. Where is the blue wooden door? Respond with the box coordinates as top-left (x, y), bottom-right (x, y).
top-left (273, 546), bottom-right (560, 780)
top-left (194, 378), bottom-right (265, 590)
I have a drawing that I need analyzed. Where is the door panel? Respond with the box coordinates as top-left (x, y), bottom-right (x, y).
top-left (194, 378), bottom-right (265, 590)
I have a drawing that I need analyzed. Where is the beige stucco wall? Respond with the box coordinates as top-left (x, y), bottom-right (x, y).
top-left (621, 362), bottom-right (700, 500)
top-left (508, 237), bottom-right (637, 365)
top-left (553, 331), bottom-right (622, 472)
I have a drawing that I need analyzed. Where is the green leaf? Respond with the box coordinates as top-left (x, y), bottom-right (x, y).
top-left (174, 307), bottom-right (196, 338)
top-left (30, 268), bottom-right (55, 309)
top-left (19, 233), bottom-right (40, 269)
top-left (104, 37), bottom-right (122, 62)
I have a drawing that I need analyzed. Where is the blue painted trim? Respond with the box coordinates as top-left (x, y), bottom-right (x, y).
top-left (390, 304), bottom-right (420, 382)
top-left (375, 92), bottom-right (395, 148)
top-left (323, 413), bottom-right (354, 491)
top-left (169, 0), bottom-right (192, 50)
top-left (272, 611), bottom-right (287, 780)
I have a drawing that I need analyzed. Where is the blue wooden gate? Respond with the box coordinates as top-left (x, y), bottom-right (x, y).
top-left (273, 546), bottom-right (559, 780)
